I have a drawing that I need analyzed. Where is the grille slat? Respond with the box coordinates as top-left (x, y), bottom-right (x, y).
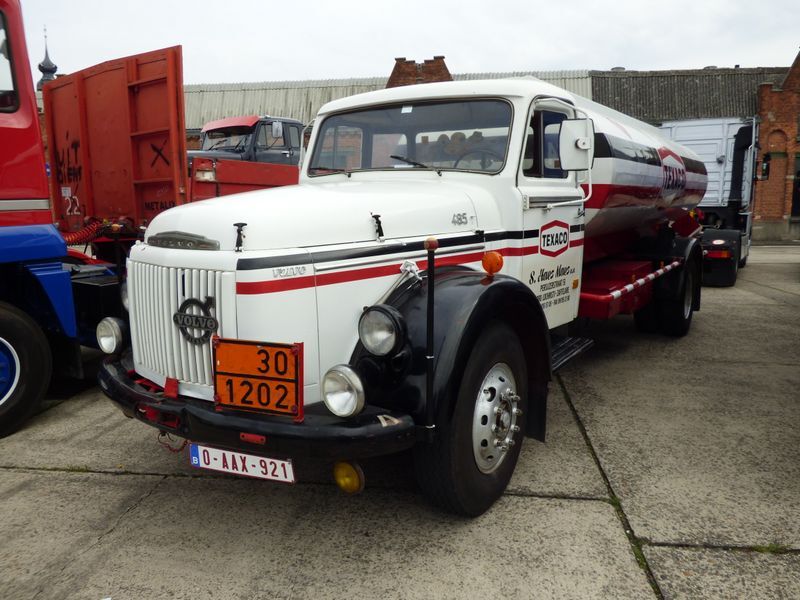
top-left (129, 261), bottom-right (227, 388)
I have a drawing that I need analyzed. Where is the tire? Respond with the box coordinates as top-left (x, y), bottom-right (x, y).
top-left (414, 321), bottom-right (528, 516)
top-left (658, 267), bottom-right (695, 337)
top-left (0, 302), bottom-right (52, 437)
top-left (738, 253), bottom-right (747, 269)
top-left (633, 302), bottom-right (659, 333)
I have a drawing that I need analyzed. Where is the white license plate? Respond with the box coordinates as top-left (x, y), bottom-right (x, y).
top-left (189, 443), bottom-right (295, 483)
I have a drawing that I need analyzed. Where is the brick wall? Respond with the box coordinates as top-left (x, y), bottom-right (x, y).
top-left (754, 51), bottom-right (800, 239)
top-left (386, 56), bottom-right (452, 88)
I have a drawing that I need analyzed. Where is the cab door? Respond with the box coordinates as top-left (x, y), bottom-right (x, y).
top-left (253, 121), bottom-right (291, 164)
top-left (517, 100), bottom-right (586, 329)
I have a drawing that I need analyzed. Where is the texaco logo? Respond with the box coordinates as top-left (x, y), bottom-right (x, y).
top-left (172, 297), bottom-right (218, 345)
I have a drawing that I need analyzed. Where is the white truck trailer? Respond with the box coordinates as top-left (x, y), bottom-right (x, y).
top-left (660, 117), bottom-right (756, 285)
top-left (98, 78), bottom-right (707, 515)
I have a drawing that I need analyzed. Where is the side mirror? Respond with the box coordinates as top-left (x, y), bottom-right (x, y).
top-left (558, 118), bottom-right (595, 171)
top-left (271, 120), bottom-right (284, 141)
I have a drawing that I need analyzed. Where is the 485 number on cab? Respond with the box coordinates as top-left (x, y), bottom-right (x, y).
top-left (212, 338), bottom-right (304, 422)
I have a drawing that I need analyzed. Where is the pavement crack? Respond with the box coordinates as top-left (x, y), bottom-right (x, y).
top-left (556, 374), bottom-right (664, 600)
top-left (504, 490), bottom-right (609, 502)
top-left (642, 540), bottom-right (800, 555)
top-left (29, 476), bottom-right (166, 599)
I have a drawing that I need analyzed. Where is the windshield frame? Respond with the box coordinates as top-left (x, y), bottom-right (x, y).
top-left (201, 126), bottom-right (255, 152)
top-left (307, 96), bottom-right (515, 178)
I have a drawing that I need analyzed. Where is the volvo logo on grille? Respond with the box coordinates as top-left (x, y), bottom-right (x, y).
top-left (173, 297), bottom-right (218, 345)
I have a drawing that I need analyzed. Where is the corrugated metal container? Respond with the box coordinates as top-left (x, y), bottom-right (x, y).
top-left (591, 68), bottom-right (788, 123)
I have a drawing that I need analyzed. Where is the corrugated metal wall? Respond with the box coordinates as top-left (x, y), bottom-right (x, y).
top-left (184, 67), bottom-right (790, 129)
top-left (183, 70), bottom-right (592, 129)
top-left (591, 68), bottom-right (788, 124)
top-left (184, 78), bottom-right (388, 130)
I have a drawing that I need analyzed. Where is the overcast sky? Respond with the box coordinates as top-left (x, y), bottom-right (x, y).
top-left (20, 0), bottom-right (800, 84)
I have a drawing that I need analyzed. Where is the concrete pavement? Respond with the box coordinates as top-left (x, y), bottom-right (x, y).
top-left (1, 246), bottom-right (798, 599)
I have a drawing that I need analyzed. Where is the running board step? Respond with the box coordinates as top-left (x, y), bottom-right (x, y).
top-left (550, 336), bottom-right (594, 372)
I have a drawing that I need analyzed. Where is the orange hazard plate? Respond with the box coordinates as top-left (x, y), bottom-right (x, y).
top-left (213, 338), bottom-right (304, 422)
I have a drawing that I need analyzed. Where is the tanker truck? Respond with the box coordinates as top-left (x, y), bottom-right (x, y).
top-left (98, 78), bottom-right (707, 516)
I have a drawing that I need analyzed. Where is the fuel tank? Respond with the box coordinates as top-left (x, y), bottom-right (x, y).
top-left (575, 96), bottom-right (707, 253)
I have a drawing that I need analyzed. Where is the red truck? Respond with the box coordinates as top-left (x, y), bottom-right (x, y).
top-left (43, 46), bottom-right (299, 262)
top-left (0, 0), bottom-right (297, 436)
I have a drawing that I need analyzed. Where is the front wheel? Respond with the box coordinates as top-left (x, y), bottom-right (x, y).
top-left (0, 302), bottom-right (52, 437)
top-left (414, 321), bottom-right (528, 516)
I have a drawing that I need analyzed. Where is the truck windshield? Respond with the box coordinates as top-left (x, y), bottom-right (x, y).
top-left (202, 126), bottom-right (253, 152)
top-left (308, 99), bottom-right (512, 175)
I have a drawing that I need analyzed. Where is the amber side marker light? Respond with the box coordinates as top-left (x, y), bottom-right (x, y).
top-left (333, 461), bottom-right (365, 494)
top-left (482, 251), bottom-right (503, 276)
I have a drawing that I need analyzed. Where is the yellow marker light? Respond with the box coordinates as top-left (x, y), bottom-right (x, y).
top-left (333, 461), bottom-right (365, 494)
top-left (572, 278), bottom-right (580, 289)
top-left (482, 251), bottom-right (504, 276)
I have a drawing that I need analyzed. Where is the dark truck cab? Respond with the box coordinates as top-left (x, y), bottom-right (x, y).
top-left (188, 115), bottom-right (303, 166)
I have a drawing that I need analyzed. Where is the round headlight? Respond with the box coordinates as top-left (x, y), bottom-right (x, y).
top-left (358, 305), bottom-right (405, 357)
top-left (120, 282), bottom-right (129, 311)
top-left (322, 365), bottom-right (365, 417)
top-left (96, 317), bottom-right (126, 354)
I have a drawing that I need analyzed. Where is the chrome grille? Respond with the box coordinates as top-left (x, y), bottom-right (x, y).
top-left (128, 261), bottom-right (228, 387)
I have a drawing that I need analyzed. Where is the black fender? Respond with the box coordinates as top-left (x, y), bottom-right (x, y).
top-left (352, 266), bottom-right (551, 441)
top-left (653, 234), bottom-right (702, 311)
top-left (672, 235), bottom-right (703, 310)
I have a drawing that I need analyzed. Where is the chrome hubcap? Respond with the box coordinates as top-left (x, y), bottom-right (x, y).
top-left (472, 363), bottom-right (521, 474)
top-left (0, 336), bottom-right (21, 407)
top-left (683, 271), bottom-right (693, 320)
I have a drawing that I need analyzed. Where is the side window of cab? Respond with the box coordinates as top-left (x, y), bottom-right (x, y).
top-left (522, 110), bottom-right (568, 179)
top-left (0, 12), bottom-right (19, 112)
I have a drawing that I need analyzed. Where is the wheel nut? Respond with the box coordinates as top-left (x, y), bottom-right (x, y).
top-left (513, 408), bottom-right (523, 416)
top-left (507, 438), bottom-right (516, 447)
top-left (494, 406), bottom-right (504, 415)
top-left (511, 425), bottom-right (520, 433)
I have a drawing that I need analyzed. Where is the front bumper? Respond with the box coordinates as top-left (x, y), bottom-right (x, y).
top-left (98, 356), bottom-right (418, 460)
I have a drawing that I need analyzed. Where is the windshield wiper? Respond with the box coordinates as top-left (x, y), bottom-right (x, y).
top-left (205, 139), bottom-right (227, 150)
top-left (390, 155), bottom-right (441, 176)
top-left (309, 165), bottom-right (351, 178)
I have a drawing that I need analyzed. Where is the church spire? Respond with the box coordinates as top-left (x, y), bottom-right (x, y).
top-left (36, 27), bottom-right (57, 91)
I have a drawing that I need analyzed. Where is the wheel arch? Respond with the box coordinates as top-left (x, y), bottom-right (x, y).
top-left (354, 267), bottom-right (551, 442)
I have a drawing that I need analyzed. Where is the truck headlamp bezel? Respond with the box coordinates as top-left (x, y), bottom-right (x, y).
top-left (96, 317), bottom-right (127, 354)
top-left (358, 305), bottom-right (406, 357)
top-left (322, 365), bottom-right (365, 418)
top-left (120, 282), bottom-right (129, 311)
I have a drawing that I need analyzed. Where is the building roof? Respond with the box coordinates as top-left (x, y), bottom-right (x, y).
top-left (184, 70), bottom-right (592, 130)
top-left (590, 67), bottom-right (789, 123)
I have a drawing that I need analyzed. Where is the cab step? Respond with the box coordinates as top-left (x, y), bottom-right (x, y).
top-left (550, 336), bottom-right (594, 372)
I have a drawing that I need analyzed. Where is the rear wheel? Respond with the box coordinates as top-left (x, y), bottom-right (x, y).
top-left (0, 302), bottom-right (52, 437)
top-left (414, 321), bottom-right (528, 516)
top-left (659, 267), bottom-right (695, 337)
top-left (633, 302), bottom-right (659, 333)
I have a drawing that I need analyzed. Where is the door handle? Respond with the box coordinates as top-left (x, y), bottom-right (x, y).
top-left (281, 150), bottom-right (293, 157)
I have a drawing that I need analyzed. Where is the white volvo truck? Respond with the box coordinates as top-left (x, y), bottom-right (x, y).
top-left (98, 79), bottom-right (707, 516)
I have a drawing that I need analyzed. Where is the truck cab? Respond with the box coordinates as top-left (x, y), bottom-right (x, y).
top-left (189, 115), bottom-right (304, 166)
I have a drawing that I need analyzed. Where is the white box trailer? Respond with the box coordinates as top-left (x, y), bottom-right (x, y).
top-left (660, 117), bottom-right (756, 285)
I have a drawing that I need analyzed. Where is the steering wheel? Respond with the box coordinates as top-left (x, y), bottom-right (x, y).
top-left (452, 149), bottom-right (503, 169)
